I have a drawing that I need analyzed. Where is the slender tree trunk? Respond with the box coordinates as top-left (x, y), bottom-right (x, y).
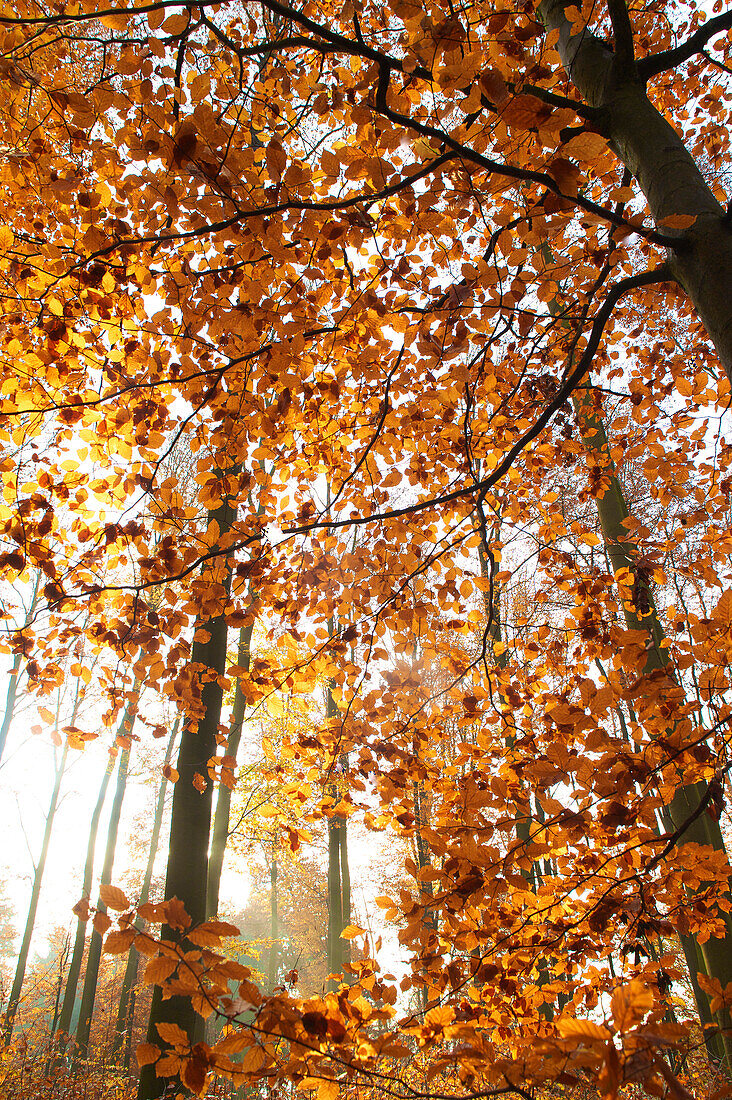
top-left (539, 0), bottom-right (732, 381)
top-left (339, 812), bottom-right (350, 939)
top-left (267, 852), bottom-right (278, 991)
top-left (574, 382), bottom-right (732, 1070)
top-left (3, 739), bottom-right (69, 1044)
top-left (326, 819), bottom-right (343, 983)
top-left (0, 571), bottom-right (41, 764)
top-left (74, 740), bottom-right (132, 1062)
top-left (206, 622), bottom-right (254, 920)
top-left (138, 493), bottom-right (236, 1100)
top-left (413, 777), bottom-right (434, 1015)
top-left (113, 718), bottom-right (180, 1062)
top-left (326, 689), bottom-right (348, 986)
top-left (54, 751), bottom-right (116, 1059)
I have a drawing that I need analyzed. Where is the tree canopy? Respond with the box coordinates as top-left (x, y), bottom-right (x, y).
top-left (2, 0), bottom-right (732, 1096)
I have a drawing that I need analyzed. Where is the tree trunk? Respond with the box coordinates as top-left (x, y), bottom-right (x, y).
top-left (574, 382), bottom-right (732, 1071)
top-left (138, 494), bottom-right (236, 1100)
top-left (54, 750), bottom-right (116, 1059)
top-left (325, 689), bottom-right (348, 986)
top-left (74, 740), bottom-right (132, 1062)
top-left (539, 0), bottom-right (732, 381)
top-left (3, 739), bottom-right (69, 1044)
top-left (339, 812), bottom-right (350, 941)
top-left (206, 622), bottom-right (254, 920)
top-left (45, 934), bottom-right (71, 1075)
top-left (113, 718), bottom-right (180, 1063)
top-left (267, 852), bottom-right (278, 992)
top-left (0, 571), bottom-right (41, 764)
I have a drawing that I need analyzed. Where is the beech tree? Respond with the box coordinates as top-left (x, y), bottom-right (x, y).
top-left (2, 0), bottom-right (732, 1097)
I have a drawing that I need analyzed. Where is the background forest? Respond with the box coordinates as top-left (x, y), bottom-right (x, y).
top-left (1, 0), bottom-right (732, 1098)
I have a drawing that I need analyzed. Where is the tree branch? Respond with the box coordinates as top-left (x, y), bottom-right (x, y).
top-left (281, 264), bottom-right (672, 533)
top-left (638, 9), bottom-right (732, 80)
top-left (606, 0), bottom-right (636, 71)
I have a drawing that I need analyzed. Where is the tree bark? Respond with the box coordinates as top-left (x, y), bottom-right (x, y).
top-left (206, 622), bottom-right (254, 921)
top-left (113, 718), bottom-right (179, 1063)
top-left (325, 689), bottom-right (349, 987)
top-left (267, 852), bottom-right (278, 992)
top-left (539, 0), bottom-right (732, 381)
top-left (74, 740), bottom-right (132, 1062)
top-left (0, 571), bottom-right (41, 764)
top-left (574, 382), bottom-right (732, 1071)
top-left (54, 750), bottom-right (116, 1059)
top-left (138, 493), bottom-right (236, 1100)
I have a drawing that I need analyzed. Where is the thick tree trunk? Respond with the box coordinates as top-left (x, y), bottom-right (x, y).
top-left (54, 751), bottom-right (116, 1059)
top-left (74, 741), bottom-right (132, 1062)
top-left (539, 0), bottom-right (732, 380)
top-left (206, 622), bottom-right (254, 920)
top-left (3, 739), bottom-right (69, 1044)
top-left (574, 383), bottom-right (732, 1071)
top-left (113, 718), bottom-right (179, 1063)
top-left (138, 494), bottom-right (236, 1100)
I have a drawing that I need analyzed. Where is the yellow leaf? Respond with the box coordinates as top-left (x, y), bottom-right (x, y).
top-left (340, 924), bottom-right (365, 940)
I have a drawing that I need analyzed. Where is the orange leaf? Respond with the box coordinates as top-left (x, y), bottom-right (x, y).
top-left (136, 1043), bottom-right (160, 1068)
top-left (558, 1018), bottom-right (612, 1042)
top-left (93, 911), bottom-right (112, 935)
top-left (144, 955), bottom-right (178, 985)
top-left (163, 897), bottom-right (192, 931)
top-left (611, 979), bottom-right (654, 1032)
top-left (340, 924), bottom-right (365, 940)
top-left (99, 884), bottom-right (130, 911)
top-left (104, 928), bottom-right (135, 954)
top-left (157, 1021), bottom-right (189, 1049)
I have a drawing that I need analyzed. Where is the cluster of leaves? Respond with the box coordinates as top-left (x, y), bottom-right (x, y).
top-left (1, 0), bottom-right (732, 1095)
top-left (96, 892), bottom-right (718, 1100)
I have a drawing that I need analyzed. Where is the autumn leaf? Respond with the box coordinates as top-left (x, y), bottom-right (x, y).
top-left (136, 1043), bottom-right (161, 1067)
top-left (339, 924), bottom-right (365, 940)
top-left (558, 1018), bottom-right (612, 1042)
top-left (72, 897), bottom-right (91, 922)
top-left (240, 1045), bottom-right (266, 1073)
top-left (156, 1021), bottom-right (190, 1049)
top-left (104, 928), bottom-right (136, 954)
top-left (163, 897), bottom-right (192, 930)
top-left (92, 911), bottom-right (112, 935)
top-left (99, 884), bottom-right (130, 911)
top-left (144, 956), bottom-right (178, 986)
top-left (611, 980), bottom-right (654, 1032)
